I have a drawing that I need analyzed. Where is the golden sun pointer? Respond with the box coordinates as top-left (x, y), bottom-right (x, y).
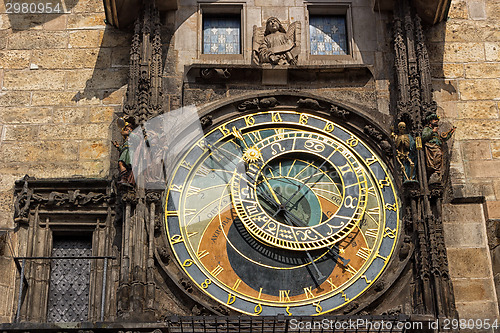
top-left (243, 147), bottom-right (262, 163)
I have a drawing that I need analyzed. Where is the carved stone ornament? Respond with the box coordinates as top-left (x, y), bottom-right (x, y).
top-left (252, 17), bottom-right (301, 65)
top-left (237, 97), bottom-right (279, 112)
top-left (297, 98), bottom-right (324, 110)
top-left (329, 105), bottom-right (350, 120)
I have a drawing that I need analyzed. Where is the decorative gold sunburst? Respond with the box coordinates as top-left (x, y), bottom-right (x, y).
top-left (243, 147), bottom-right (262, 163)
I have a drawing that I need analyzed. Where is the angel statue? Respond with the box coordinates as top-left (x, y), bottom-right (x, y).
top-left (253, 17), bottom-right (301, 65)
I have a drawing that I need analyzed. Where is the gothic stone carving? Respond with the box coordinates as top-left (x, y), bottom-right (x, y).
top-left (252, 17), bottom-right (300, 66)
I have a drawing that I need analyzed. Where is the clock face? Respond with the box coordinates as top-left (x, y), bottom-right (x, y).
top-left (165, 110), bottom-right (400, 316)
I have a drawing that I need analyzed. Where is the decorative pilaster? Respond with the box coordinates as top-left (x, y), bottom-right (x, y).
top-left (392, 0), bottom-right (457, 321)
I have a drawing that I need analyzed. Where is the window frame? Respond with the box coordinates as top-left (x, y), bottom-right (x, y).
top-left (306, 3), bottom-right (355, 62)
top-left (198, 3), bottom-right (245, 61)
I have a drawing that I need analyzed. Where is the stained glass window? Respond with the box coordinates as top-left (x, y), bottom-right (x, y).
top-left (203, 16), bottom-right (241, 54)
top-left (309, 15), bottom-right (348, 56)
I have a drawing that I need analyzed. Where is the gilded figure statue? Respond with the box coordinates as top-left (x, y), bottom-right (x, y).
top-left (422, 113), bottom-right (456, 184)
top-left (393, 122), bottom-right (417, 182)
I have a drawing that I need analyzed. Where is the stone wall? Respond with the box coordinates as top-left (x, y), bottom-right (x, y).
top-left (0, 0), bottom-right (130, 321)
top-left (0, 1), bottom-right (131, 228)
top-left (428, 0), bottom-right (500, 320)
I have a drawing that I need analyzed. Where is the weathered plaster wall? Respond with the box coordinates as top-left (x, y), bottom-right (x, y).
top-left (0, 0), bottom-right (130, 321)
top-left (428, 0), bottom-right (500, 321)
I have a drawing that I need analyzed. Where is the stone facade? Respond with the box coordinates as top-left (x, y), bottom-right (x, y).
top-left (0, 0), bottom-right (499, 326)
top-left (0, 0), bottom-right (129, 323)
top-left (427, 0), bottom-right (500, 320)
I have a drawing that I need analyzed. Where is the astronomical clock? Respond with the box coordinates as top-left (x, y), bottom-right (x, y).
top-left (163, 107), bottom-right (401, 316)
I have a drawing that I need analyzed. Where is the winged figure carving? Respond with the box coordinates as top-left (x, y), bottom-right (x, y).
top-left (253, 17), bottom-right (301, 65)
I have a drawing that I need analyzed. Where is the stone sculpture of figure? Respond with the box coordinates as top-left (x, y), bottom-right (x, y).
top-left (393, 121), bottom-right (417, 182)
top-left (422, 113), bottom-right (456, 184)
top-left (113, 118), bottom-right (136, 186)
top-left (253, 17), bottom-right (300, 65)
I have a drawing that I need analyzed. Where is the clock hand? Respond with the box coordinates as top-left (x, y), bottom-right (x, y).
top-left (282, 209), bottom-right (350, 267)
top-left (281, 158), bottom-right (331, 209)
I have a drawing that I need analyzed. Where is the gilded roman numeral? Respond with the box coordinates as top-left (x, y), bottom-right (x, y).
top-left (233, 279), bottom-right (242, 290)
top-left (279, 290), bottom-right (291, 302)
top-left (196, 165), bottom-right (211, 176)
top-left (248, 131), bottom-right (262, 144)
top-left (211, 265), bottom-right (224, 277)
top-left (338, 163), bottom-right (352, 176)
top-left (303, 286), bottom-right (314, 299)
top-left (365, 228), bottom-right (379, 239)
top-left (356, 247), bottom-right (371, 261)
top-left (197, 250), bottom-right (209, 259)
top-left (345, 264), bottom-right (358, 276)
top-left (326, 278), bottom-right (337, 291)
top-left (187, 186), bottom-right (201, 196)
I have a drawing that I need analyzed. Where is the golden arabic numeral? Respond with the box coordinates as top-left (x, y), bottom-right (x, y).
top-left (244, 115), bottom-right (255, 127)
top-left (187, 231), bottom-right (198, 239)
top-left (347, 136), bottom-right (359, 147)
top-left (383, 227), bottom-right (396, 239)
top-left (279, 290), bottom-right (291, 302)
top-left (180, 161), bottom-right (192, 169)
top-left (166, 210), bottom-right (179, 217)
top-left (227, 293), bottom-right (236, 305)
top-left (366, 155), bottom-right (377, 166)
top-left (170, 234), bottom-right (183, 245)
top-left (323, 121), bottom-right (335, 133)
top-left (303, 286), bottom-right (314, 299)
top-left (254, 303), bottom-right (263, 315)
top-left (182, 259), bottom-right (194, 267)
top-left (378, 177), bottom-right (390, 189)
top-left (271, 112), bottom-right (283, 122)
top-left (313, 302), bottom-right (322, 314)
top-left (385, 203), bottom-right (397, 211)
top-left (219, 124), bottom-right (231, 136)
top-left (286, 307), bottom-right (292, 316)
top-left (201, 279), bottom-right (212, 289)
top-left (299, 113), bottom-right (309, 125)
top-left (211, 265), bottom-right (224, 277)
top-left (361, 275), bottom-right (372, 284)
top-left (377, 253), bottom-right (388, 261)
